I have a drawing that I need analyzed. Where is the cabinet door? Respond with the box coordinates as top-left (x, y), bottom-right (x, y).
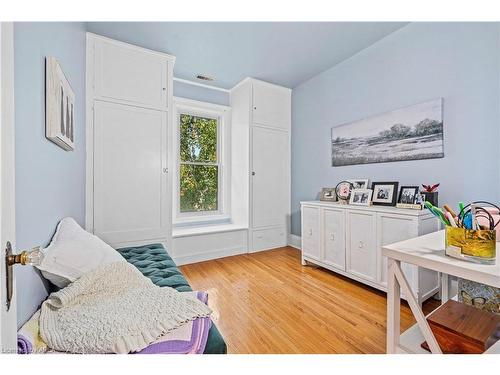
top-left (346, 210), bottom-right (377, 281)
top-left (251, 126), bottom-right (288, 228)
top-left (252, 80), bottom-right (290, 130)
top-left (301, 206), bottom-right (320, 261)
top-left (377, 213), bottom-right (418, 286)
top-left (94, 38), bottom-right (168, 110)
top-left (322, 208), bottom-right (345, 271)
top-left (93, 101), bottom-right (168, 244)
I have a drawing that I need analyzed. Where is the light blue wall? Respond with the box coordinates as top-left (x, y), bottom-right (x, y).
top-left (291, 22), bottom-right (500, 235)
top-left (14, 22), bottom-right (87, 325)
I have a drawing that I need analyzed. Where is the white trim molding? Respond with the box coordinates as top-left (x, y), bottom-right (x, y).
top-left (173, 77), bottom-right (230, 93)
top-left (0, 21), bottom-right (17, 352)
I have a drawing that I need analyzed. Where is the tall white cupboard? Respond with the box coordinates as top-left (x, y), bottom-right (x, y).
top-left (230, 78), bottom-right (291, 252)
top-left (86, 33), bottom-right (175, 249)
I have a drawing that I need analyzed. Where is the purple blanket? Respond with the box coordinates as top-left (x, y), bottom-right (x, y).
top-left (18, 291), bottom-right (211, 354)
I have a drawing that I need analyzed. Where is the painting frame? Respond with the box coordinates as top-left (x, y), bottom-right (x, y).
top-left (331, 98), bottom-right (444, 167)
top-left (371, 182), bottom-right (399, 206)
top-left (45, 56), bottom-right (75, 151)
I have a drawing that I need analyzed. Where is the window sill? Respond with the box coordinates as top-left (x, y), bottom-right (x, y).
top-left (172, 223), bottom-right (248, 238)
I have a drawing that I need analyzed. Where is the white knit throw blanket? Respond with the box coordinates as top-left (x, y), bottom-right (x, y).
top-left (39, 261), bottom-right (212, 354)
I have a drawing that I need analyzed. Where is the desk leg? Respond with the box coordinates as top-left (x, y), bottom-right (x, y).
top-left (387, 258), bottom-right (401, 354)
top-left (441, 273), bottom-right (449, 304)
top-left (393, 262), bottom-right (443, 354)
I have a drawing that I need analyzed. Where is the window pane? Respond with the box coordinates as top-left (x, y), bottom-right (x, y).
top-left (180, 164), bottom-right (218, 212)
top-left (179, 114), bottom-right (217, 163)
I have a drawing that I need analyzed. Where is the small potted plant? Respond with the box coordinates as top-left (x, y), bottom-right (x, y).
top-left (421, 183), bottom-right (439, 206)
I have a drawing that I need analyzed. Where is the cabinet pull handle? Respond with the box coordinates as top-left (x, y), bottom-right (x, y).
top-left (330, 234), bottom-right (335, 241)
top-left (358, 241), bottom-right (364, 249)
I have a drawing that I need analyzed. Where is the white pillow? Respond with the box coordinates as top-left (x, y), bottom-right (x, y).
top-left (37, 217), bottom-right (125, 288)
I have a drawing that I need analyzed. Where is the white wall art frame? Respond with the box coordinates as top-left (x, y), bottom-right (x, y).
top-left (46, 57), bottom-right (75, 151)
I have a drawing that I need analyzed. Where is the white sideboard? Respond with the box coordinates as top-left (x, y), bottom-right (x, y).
top-left (300, 201), bottom-right (440, 304)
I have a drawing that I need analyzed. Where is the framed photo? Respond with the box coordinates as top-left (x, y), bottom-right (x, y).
top-left (371, 182), bottom-right (399, 206)
top-left (46, 57), bottom-right (75, 151)
top-left (398, 186), bottom-right (419, 204)
top-left (347, 179), bottom-right (369, 189)
top-left (414, 193), bottom-right (425, 206)
top-left (320, 187), bottom-right (336, 202)
top-left (349, 189), bottom-right (373, 206)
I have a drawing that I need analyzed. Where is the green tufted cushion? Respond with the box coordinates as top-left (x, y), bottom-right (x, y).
top-left (116, 243), bottom-right (227, 354)
top-left (117, 243), bottom-right (191, 292)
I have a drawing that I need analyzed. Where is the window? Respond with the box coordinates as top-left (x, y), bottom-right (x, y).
top-left (174, 98), bottom-right (230, 224)
top-left (179, 113), bottom-right (219, 213)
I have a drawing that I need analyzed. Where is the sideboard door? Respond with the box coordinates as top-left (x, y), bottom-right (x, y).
top-left (301, 206), bottom-right (321, 261)
top-left (346, 210), bottom-right (377, 281)
top-left (322, 208), bottom-right (346, 271)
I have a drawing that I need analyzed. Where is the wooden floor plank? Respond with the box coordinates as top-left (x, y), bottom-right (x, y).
top-left (180, 247), bottom-right (439, 354)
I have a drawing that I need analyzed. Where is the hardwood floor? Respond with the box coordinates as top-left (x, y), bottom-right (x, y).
top-left (180, 247), bottom-right (440, 354)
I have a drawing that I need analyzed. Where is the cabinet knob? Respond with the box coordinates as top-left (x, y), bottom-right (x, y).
top-left (358, 241), bottom-right (364, 249)
top-left (251, 171), bottom-right (256, 176)
top-left (308, 229), bottom-right (312, 236)
top-left (330, 234), bottom-right (335, 241)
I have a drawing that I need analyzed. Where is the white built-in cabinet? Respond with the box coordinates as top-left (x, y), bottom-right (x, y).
top-left (301, 201), bottom-right (440, 304)
top-left (86, 33), bottom-right (175, 248)
top-left (230, 78), bottom-right (291, 253)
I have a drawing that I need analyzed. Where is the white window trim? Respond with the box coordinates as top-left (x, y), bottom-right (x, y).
top-left (173, 97), bottom-right (231, 226)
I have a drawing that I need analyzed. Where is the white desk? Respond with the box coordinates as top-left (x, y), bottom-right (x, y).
top-left (382, 230), bottom-right (499, 354)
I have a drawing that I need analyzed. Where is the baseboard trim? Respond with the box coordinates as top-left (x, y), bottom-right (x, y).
top-left (173, 245), bottom-right (247, 266)
top-left (288, 234), bottom-right (301, 250)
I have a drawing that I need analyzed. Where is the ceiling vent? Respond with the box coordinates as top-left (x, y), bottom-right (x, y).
top-left (196, 74), bottom-right (215, 81)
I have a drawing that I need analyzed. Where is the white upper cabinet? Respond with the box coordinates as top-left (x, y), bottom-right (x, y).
top-left (92, 36), bottom-right (171, 110)
top-left (252, 80), bottom-right (291, 129)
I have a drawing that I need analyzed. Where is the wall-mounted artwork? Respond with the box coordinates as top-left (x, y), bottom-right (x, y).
top-left (46, 57), bottom-right (75, 151)
top-left (331, 98), bottom-right (443, 166)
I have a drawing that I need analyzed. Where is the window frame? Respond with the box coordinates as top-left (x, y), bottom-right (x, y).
top-left (173, 97), bottom-right (231, 225)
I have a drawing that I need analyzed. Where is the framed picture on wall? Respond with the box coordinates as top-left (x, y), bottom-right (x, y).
top-left (371, 182), bottom-right (399, 206)
top-left (45, 57), bottom-right (75, 151)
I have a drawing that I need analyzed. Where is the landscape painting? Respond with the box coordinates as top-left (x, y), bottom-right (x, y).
top-left (331, 98), bottom-right (444, 166)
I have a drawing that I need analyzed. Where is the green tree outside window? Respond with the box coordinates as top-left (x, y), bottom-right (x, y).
top-left (179, 114), bottom-right (219, 212)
